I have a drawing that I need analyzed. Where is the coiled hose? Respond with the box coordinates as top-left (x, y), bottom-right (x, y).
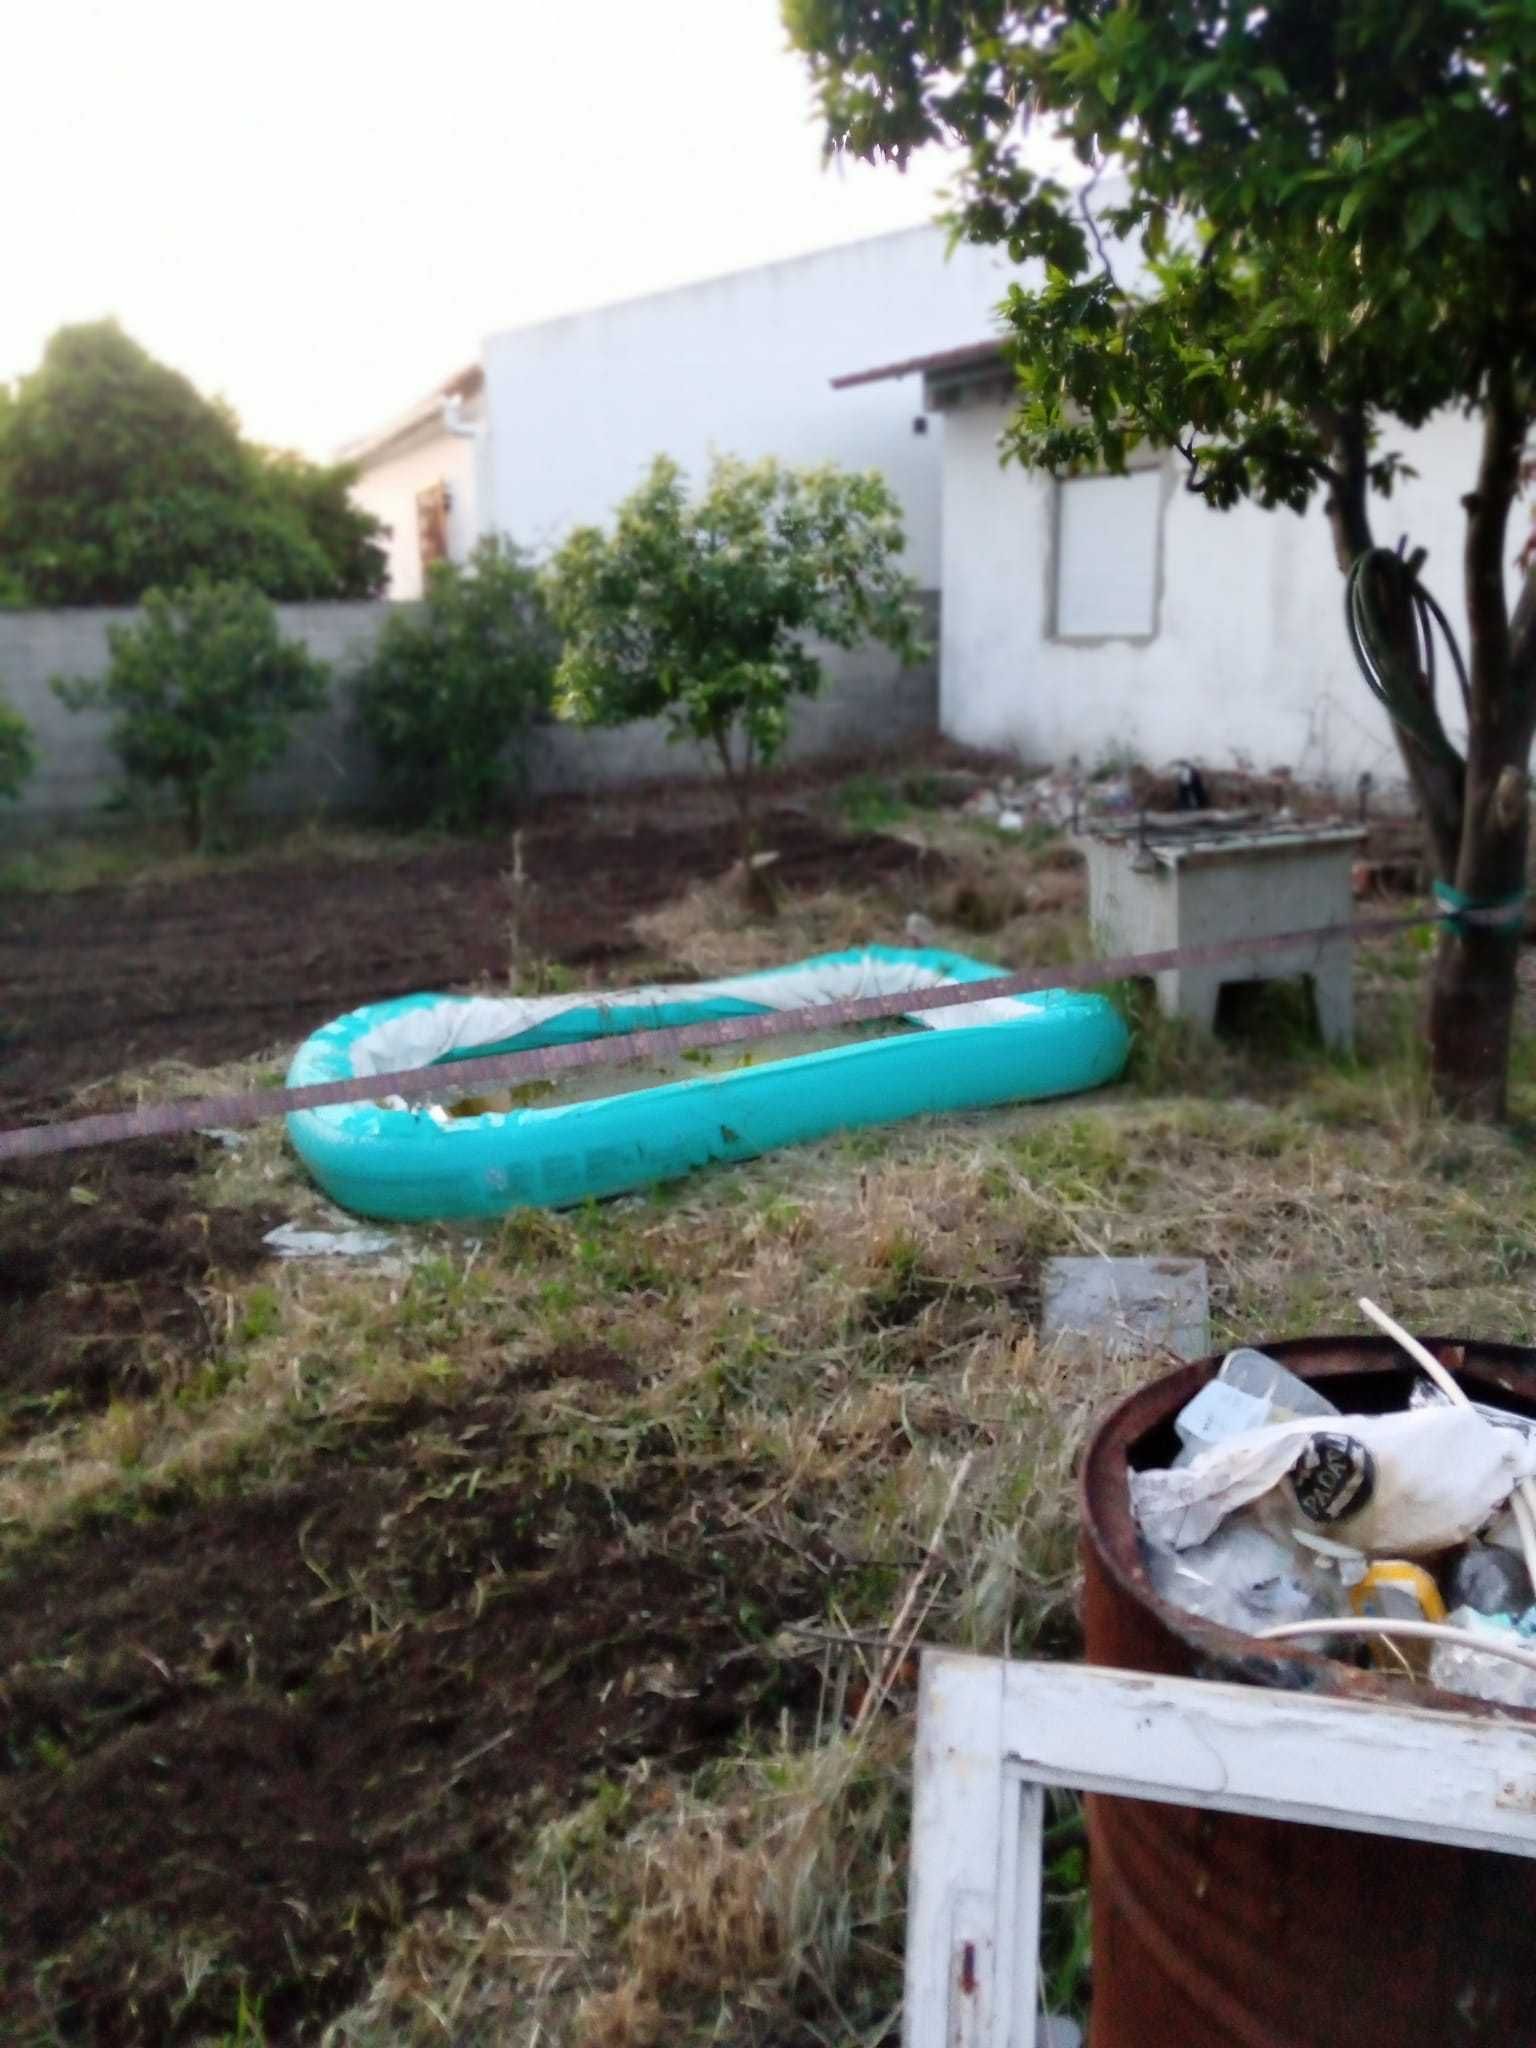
top-left (1344, 544), bottom-right (1468, 765)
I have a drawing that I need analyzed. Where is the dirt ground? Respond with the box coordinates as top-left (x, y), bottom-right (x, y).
top-left (0, 799), bottom-right (930, 2044)
top-left (1, 777), bottom-right (1453, 2044)
top-left (0, 805), bottom-right (936, 1118)
top-left (0, 1365), bottom-right (816, 2041)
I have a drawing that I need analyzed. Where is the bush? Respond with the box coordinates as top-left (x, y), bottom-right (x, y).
top-left (52, 582), bottom-right (329, 848)
top-left (0, 688), bottom-right (35, 803)
top-left (352, 537), bottom-right (557, 831)
top-left (548, 455), bottom-right (923, 906)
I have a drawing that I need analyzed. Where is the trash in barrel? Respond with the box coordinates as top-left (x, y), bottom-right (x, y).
top-left (1080, 1326), bottom-right (1536, 2047)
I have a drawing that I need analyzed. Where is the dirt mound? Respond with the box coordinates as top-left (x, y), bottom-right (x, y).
top-left (0, 1375), bottom-right (812, 2044)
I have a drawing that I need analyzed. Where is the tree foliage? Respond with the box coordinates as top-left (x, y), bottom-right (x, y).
top-left (0, 322), bottom-right (386, 606)
top-left (549, 455), bottom-right (923, 897)
top-left (52, 583), bottom-right (330, 848)
top-left (0, 688), bottom-right (34, 805)
top-left (352, 538), bottom-right (558, 831)
top-left (789, 0), bottom-right (1536, 1114)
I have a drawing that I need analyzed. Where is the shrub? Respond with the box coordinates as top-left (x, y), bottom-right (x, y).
top-left (548, 455), bottom-right (924, 907)
top-left (352, 538), bottom-right (557, 831)
top-left (52, 582), bottom-right (329, 848)
top-left (0, 688), bottom-right (35, 803)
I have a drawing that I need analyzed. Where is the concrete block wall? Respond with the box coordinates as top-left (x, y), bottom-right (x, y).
top-left (1, 594), bottom-right (938, 825)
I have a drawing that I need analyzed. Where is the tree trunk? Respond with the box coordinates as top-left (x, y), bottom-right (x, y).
top-left (182, 778), bottom-right (204, 851)
top-left (1425, 758), bottom-right (1528, 1121)
top-left (1325, 396), bottom-right (1535, 1120)
top-left (713, 727), bottom-right (777, 915)
top-left (1428, 386), bottom-right (1535, 1121)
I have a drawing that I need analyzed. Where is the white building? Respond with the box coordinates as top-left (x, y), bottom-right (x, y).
top-left (344, 227), bottom-right (1015, 598)
top-left (343, 220), bottom-right (1507, 787)
top-left (340, 365), bottom-right (489, 601)
top-left (835, 340), bottom-right (1493, 787)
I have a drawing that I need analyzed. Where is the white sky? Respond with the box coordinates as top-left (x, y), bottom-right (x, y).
top-left (1, 0), bottom-right (961, 458)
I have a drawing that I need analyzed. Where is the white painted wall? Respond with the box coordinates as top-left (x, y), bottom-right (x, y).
top-left (349, 414), bottom-right (482, 600)
top-left (938, 393), bottom-right (1497, 785)
top-left (481, 227), bottom-right (1015, 586)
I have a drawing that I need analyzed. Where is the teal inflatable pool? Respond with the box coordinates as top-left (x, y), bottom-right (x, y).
top-left (285, 945), bottom-right (1128, 1222)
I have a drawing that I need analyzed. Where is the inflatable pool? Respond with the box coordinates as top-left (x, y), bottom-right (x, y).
top-left (285, 945), bottom-right (1129, 1222)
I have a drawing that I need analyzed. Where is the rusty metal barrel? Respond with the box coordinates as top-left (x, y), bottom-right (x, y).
top-left (1080, 1334), bottom-right (1536, 2047)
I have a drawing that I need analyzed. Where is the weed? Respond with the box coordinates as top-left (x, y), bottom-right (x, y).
top-left (237, 1286), bottom-right (281, 1344)
top-left (834, 772), bottom-right (908, 833)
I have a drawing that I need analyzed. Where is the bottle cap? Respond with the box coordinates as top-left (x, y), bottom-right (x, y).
top-left (1289, 1431), bottom-right (1376, 1525)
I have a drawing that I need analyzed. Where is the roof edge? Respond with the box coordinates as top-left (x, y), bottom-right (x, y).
top-left (337, 363), bottom-right (484, 468)
top-left (831, 338), bottom-right (1007, 391)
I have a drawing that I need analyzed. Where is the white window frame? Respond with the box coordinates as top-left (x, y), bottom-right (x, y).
top-left (1049, 461), bottom-right (1166, 644)
top-left (905, 1652), bottom-right (1536, 2048)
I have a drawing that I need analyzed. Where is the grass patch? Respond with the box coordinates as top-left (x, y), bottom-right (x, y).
top-left (0, 817), bottom-right (443, 894)
top-left (9, 809), bottom-right (1536, 2042)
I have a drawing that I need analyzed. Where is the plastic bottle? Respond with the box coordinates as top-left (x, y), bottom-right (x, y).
top-left (1220, 1348), bottom-right (1343, 1423)
top-left (1173, 1349), bottom-right (1341, 1466)
top-left (1143, 1511), bottom-right (1346, 1641)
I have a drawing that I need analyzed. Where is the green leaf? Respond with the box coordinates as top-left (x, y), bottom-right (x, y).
top-left (1338, 185), bottom-right (1367, 232)
top-left (1444, 187), bottom-right (1485, 241)
top-left (1406, 188), bottom-right (1444, 248)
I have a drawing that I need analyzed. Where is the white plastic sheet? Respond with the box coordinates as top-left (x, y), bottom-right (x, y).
top-left (347, 956), bottom-right (1034, 1079)
top-left (1133, 1406), bottom-right (1536, 1557)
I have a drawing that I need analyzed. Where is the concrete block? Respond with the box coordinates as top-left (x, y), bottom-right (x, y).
top-left (1041, 1255), bottom-right (1209, 1361)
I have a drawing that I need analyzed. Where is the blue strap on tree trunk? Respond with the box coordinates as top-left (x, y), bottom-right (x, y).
top-left (1433, 880), bottom-right (1529, 936)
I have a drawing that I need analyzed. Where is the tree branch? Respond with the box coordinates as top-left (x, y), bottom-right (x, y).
top-left (1463, 369), bottom-right (1526, 728)
top-left (1079, 170), bottom-right (1120, 294)
top-left (1511, 556), bottom-right (1536, 702)
top-left (1173, 436), bottom-right (1210, 494)
top-left (1315, 406), bottom-right (1373, 572)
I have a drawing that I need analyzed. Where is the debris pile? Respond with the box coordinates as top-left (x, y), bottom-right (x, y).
top-left (1134, 1313), bottom-right (1536, 1709)
top-left (955, 760), bottom-right (1307, 834)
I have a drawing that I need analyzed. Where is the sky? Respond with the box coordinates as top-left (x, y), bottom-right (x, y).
top-left (1, 0), bottom-right (961, 459)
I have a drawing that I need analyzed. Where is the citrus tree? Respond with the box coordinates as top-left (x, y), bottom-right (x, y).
top-left (53, 583), bottom-right (329, 848)
top-left (789, 0), bottom-right (1536, 1117)
top-left (549, 454), bottom-right (924, 906)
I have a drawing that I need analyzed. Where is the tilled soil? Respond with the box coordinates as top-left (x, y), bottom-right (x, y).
top-left (0, 809), bottom-right (935, 1116)
top-left (0, 807), bottom-right (918, 2043)
top-left (0, 1138), bottom-right (278, 1442)
top-left (0, 1366), bottom-right (815, 2042)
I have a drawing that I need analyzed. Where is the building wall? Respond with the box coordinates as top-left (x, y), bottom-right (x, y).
top-left (480, 227), bottom-right (1016, 587)
top-left (3, 595), bottom-right (937, 825)
top-left (938, 396), bottom-right (1492, 785)
top-left (349, 418), bottom-right (482, 600)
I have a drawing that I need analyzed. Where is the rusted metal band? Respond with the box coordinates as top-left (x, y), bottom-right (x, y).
top-left (0, 910), bottom-right (1432, 1165)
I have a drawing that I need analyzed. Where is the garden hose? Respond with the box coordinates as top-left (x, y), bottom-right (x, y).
top-left (1344, 544), bottom-right (1469, 768)
top-left (1346, 546), bottom-right (1527, 935)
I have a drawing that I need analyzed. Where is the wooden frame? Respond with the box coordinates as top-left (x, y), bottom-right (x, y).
top-left (905, 1652), bottom-right (1536, 2048)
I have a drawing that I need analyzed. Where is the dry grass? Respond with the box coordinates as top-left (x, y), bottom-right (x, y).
top-left (14, 791), bottom-right (1536, 2043)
